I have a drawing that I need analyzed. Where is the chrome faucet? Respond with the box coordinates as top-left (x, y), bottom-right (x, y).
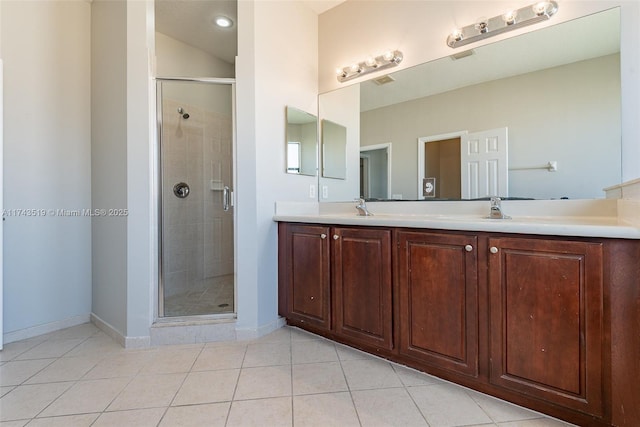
top-left (488, 196), bottom-right (510, 219)
top-left (355, 198), bottom-right (373, 216)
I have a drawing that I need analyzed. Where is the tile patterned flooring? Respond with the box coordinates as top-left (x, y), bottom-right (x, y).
top-left (0, 323), bottom-right (575, 426)
top-left (164, 274), bottom-right (234, 317)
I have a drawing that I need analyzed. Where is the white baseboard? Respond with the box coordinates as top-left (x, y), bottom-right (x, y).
top-left (236, 316), bottom-right (286, 341)
top-left (1, 312), bottom-right (285, 348)
top-left (93, 313), bottom-right (286, 347)
top-left (3, 313), bottom-right (91, 344)
top-left (90, 313), bottom-right (125, 347)
top-left (90, 313), bottom-right (150, 349)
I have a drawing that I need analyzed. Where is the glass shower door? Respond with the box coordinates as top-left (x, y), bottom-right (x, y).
top-left (158, 80), bottom-right (234, 317)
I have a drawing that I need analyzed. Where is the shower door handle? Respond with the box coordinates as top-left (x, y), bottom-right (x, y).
top-left (173, 182), bottom-right (190, 199)
top-left (223, 186), bottom-right (231, 211)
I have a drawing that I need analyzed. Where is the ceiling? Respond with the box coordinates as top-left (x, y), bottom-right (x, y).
top-left (154, 0), bottom-right (345, 65)
top-left (155, 0), bottom-right (238, 64)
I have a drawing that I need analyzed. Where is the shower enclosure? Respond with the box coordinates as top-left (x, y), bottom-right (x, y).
top-left (157, 79), bottom-right (235, 318)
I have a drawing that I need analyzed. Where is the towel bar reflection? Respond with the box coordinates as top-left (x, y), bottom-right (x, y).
top-left (509, 161), bottom-right (557, 172)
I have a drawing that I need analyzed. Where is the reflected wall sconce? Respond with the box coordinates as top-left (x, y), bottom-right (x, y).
top-left (336, 50), bottom-right (403, 83)
top-left (447, 1), bottom-right (558, 48)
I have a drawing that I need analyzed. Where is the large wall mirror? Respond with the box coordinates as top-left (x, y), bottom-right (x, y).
top-left (286, 107), bottom-right (318, 176)
top-left (318, 7), bottom-right (621, 202)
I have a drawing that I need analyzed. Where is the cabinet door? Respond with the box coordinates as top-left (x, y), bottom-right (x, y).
top-left (333, 227), bottom-right (393, 350)
top-left (488, 237), bottom-right (603, 417)
top-left (397, 231), bottom-right (479, 377)
top-left (279, 223), bottom-right (331, 331)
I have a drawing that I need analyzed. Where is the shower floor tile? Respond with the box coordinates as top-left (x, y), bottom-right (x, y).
top-left (164, 274), bottom-right (234, 317)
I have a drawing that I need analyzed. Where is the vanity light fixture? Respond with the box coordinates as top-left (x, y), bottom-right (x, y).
top-left (336, 50), bottom-right (403, 83)
top-left (447, 1), bottom-right (558, 48)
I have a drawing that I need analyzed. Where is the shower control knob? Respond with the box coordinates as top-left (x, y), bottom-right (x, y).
top-left (173, 182), bottom-right (190, 199)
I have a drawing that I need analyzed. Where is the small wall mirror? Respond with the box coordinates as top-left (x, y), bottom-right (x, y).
top-left (286, 106), bottom-right (318, 176)
top-left (321, 119), bottom-right (347, 179)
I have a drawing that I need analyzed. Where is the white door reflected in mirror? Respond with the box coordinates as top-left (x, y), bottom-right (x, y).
top-left (461, 127), bottom-right (509, 199)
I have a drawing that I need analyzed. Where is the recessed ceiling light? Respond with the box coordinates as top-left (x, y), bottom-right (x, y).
top-left (215, 16), bottom-right (233, 28)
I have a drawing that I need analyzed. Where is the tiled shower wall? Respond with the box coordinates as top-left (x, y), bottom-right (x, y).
top-left (162, 98), bottom-right (234, 298)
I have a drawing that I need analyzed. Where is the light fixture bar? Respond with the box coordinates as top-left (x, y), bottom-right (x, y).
top-left (447, 1), bottom-right (558, 48)
top-left (336, 50), bottom-right (403, 83)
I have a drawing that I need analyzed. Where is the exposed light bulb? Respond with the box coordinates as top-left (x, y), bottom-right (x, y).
top-left (335, 67), bottom-right (346, 77)
top-left (475, 20), bottom-right (489, 34)
top-left (532, 1), bottom-right (550, 16)
top-left (502, 10), bottom-right (517, 25)
top-left (451, 29), bottom-right (464, 42)
top-left (382, 51), bottom-right (395, 61)
top-left (365, 56), bottom-right (377, 67)
top-left (349, 63), bottom-right (362, 73)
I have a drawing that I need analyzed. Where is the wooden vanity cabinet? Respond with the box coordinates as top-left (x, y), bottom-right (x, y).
top-left (397, 230), bottom-right (479, 377)
top-left (278, 223), bottom-right (393, 350)
top-left (278, 223), bottom-right (331, 332)
top-left (487, 237), bottom-right (604, 417)
top-left (332, 227), bottom-right (393, 351)
top-left (278, 222), bottom-right (640, 426)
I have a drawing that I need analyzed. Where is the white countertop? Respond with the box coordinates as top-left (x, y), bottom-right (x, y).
top-left (273, 199), bottom-right (640, 239)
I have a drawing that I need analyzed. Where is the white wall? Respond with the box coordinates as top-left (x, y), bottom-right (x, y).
top-left (125, 0), bottom-right (155, 342)
top-left (91, 0), bottom-right (128, 338)
top-left (1, 0), bottom-right (92, 341)
top-left (0, 3), bottom-right (4, 348)
top-left (90, 0), bottom-right (154, 345)
top-left (236, 0), bottom-right (318, 335)
top-left (156, 32), bottom-right (234, 78)
top-left (156, 32), bottom-right (234, 116)
top-left (319, 0), bottom-right (640, 183)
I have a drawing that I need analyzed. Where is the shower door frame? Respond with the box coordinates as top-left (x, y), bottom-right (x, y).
top-left (155, 77), bottom-right (237, 320)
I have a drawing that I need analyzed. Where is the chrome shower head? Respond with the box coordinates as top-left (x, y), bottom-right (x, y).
top-left (177, 107), bottom-right (189, 119)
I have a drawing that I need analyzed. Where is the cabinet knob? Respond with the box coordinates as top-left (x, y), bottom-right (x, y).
top-left (333, 235), bottom-right (339, 240)
top-left (490, 246), bottom-right (499, 254)
top-left (310, 296), bottom-right (315, 300)
top-left (465, 245), bottom-right (473, 252)
top-left (320, 234), bottom-right (327, 239)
